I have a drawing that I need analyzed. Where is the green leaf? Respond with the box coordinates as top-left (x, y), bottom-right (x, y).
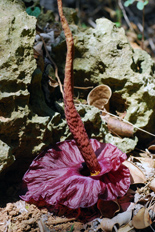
top-left (137, 33), bottom-right (142, 40)
top-left (67, 224), bottom-right (74, 232)
top-left (124, 1), bottom-right (130, 7)
top-left (26, 6), bottom-right (41, 18)
top-left (81, 23), bottom-right (87, 29)
top-left (124, 0), bottom-right (135, 7)
top-left (144, 0), bottom-right (149, 6)
top-left (115, 22), bottom-right (121, 27)
top-left (137, 1), bottom-right (145, 10)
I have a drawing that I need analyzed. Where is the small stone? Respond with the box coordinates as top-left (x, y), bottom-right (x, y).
top-left (9, 210), bottom-right (19, 217)
top-left (5, 203), bottom-right (13, 213)
top-left (9, 210), bottom-right (19, 216)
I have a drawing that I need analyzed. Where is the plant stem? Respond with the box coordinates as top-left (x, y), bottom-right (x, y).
top-left (142, 7), bottom-right (145, 49)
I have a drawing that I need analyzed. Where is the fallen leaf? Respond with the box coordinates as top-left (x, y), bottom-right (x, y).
top-left (148, 144), bottom-right (155, 154)
top-left (98, 218), bottom-right (116, 232)
top-left (148, 201), bottom-right (155, 217)
top-left (139, 151), bottom-right (151, 158)
top-left (117, 189), bottom-right (135, 212)
top-left (132, 207), bottom-right (152, 229)
top-left (97, 199), bottom-right (120, 218)
top-left (48, 75), bottom-right (59, 88)
top-left (133, 157), bottom-right (155, 178)
top-left (87, 85), bottom-right (134, 138)
top-left (123, 161), bottom-right (146, 184)
top-left (136, 194), bottom-right (153, 206)
top-left (135, 157), bottom-right (154, 170)
top-left (149, 178), bottom-right (155, 192)
top-left (100, 210), bottom-right (132, 232)
top-left (130, 42), bottom-right (141, 49)
top-left (118, 223), bottom-right (134, 232)
top-left (87, 84), bottom-right (112, 111)
top-left (104, 116), bottom-right (134, 138)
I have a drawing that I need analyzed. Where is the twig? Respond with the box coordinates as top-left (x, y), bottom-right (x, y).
top-left (142, 7), bottom-right (145, 49)
top-left (125, 6), bottom-right (144, 32)
top-left (118, 0), bottom-right (134, 31)
top-left (73, 85), bottom-right (93, 90)
top-left (38, 33), bottom-right (64, 96)
top-left (90, 2), bottom-right (105, 17)
top-left (87, 18), bottom-right (96, 28)
top-left (48, 217), bottom-right (76, 225)
top-left (148, 38), bottom-right (155, 52)
top-left (38, 219), bottom-right (50, 232)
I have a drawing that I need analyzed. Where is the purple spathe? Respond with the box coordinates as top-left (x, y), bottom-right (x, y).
top-left (20, 139), bottom-right (130, 209)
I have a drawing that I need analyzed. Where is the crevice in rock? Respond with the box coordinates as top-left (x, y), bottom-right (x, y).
top-left (110, 92), bottom-right (128, 115)
top-left (131, 59), bottom-right (143, 73)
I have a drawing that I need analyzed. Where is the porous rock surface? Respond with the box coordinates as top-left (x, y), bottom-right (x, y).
top-left (53, 18), bottom-right (155, 147)
top-left (0, 0), bottom-right (55, 173)
top-left (73, 19), bottom-right (155, 140)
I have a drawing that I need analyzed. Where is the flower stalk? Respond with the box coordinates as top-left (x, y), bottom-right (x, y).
top-left (57, 0), bottom-right (101, 175)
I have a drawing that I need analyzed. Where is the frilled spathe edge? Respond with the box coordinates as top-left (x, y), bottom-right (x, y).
top-left (20, 139), bottom-right (130, 209)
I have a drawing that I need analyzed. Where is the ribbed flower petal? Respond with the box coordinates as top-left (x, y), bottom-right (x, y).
top-left (20, 139), bottom-right (130, 209)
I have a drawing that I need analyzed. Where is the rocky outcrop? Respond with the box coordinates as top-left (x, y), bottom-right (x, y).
top-left (53, 18), bottom-right (155, 148)
top-left (73, 19), bottom-right (155, 133)
top-left (0, 0), bottom-right (53, 173)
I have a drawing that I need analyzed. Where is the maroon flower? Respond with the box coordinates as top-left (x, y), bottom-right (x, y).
top-left (20, 139), bottom-right (130, 209)
top-left (20, 0), bottom-right (131, 220)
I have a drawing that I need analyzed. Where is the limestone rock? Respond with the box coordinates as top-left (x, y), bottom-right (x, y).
top-left (0, 0), bottom-right (55, 173)
top-left (0, 140), bottom-right (15, 172)
top-left (74, 19), bottom-right (155, 141)
top-left (53, 18), bottom-right (155, 148)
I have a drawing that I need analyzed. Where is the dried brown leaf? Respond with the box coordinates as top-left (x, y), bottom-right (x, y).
top-left (139, 151), bottom-right (151, 158)
top-left (135, 157), bottom-right (154, 169)
top-left (87, 84), bottom-right (112, 111)
top-left (132, 207), bottom-right (152, 229)
top-left (117, 189), bottom-right (135, 212)
top-left (100, 210), bottom-right (132, 232)
top-left (148, 145), bottom-right (155, 153)
top-left (104, 116), bottom-right (134, 138)
top-left (48, 75), bottom-right (59, 88)
top-left (123, 161), bottom-right (146, 184)
top-left (97, 199), bottom-right (120, 218)
top-left (118, 224), bottom-right (134, 232)
top-left (149, 178), bottom-right (155, 192)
